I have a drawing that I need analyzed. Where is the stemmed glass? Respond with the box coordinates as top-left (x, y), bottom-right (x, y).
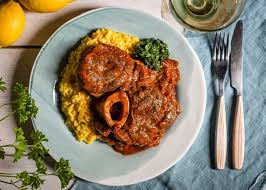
top-left (161, 0), bottom-right (246, 36)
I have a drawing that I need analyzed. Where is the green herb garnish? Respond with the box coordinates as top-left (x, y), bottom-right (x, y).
top-left (0, 77), bottom-right (7, 92)
top-left (55, 158), bottom-right (74, 188)
top-left (134, 38), bottom-right (169, 71)
top-left (0, 79), bottom-right (74, 189)
top-left (13, 83), bottom-right (38, 124)
top-left (13, 127), bottom-right (27, 162)
top-left (0, 83), bottom-right (38, 124)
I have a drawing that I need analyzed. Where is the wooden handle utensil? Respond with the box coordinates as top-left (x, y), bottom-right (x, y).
top-left (232, 95), bottom-right (244, 169)
top-left (215, 95), bottom-right (227, 170)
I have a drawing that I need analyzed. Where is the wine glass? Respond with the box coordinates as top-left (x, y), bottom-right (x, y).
top-left (161, 0), bottom-right (246, 36)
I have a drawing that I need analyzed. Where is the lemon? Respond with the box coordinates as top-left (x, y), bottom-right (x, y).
top-left (0, 0), bottom-right (25, 48)
top-left (18, 0), bottom-right (74, 13)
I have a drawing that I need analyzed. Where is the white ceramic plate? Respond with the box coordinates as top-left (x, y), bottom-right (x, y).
top-left (29, 8), bottom-right (206, 186)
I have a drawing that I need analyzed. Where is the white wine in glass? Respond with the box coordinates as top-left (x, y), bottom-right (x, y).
top-left (161, 0), bottom-right (246, 33)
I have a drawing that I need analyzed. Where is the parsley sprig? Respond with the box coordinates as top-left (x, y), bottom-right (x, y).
top-left (0, 79), bottom-right (74, 189)
top-left (0, 82), bottom-right (38, 124)
top-left (0, 77), bottom-right (7, 92)
top-left (55, 158), bottom-right (74, 188)
top-left (13, 83), bottom-right (38, 124)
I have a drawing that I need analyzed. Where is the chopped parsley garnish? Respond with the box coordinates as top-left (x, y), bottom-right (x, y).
top-left (134, 38), bottom-right (169, 71)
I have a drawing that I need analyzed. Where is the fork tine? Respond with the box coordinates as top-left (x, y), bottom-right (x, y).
top-left (212, 33), bottom-right (217, 61)
top-left (225, 33), bottom-right (229, 59)
top-left (219, 33), bottom-right (223, 61)
top-left (216, 33), bottom-right (221, 61)
top-left (221, 33), bottom-right (225, 61)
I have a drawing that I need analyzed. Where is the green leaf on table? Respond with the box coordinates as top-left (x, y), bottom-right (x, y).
top-left (17, 171), bottom-right (31, 186)
top-left (13, 127), bottom-right (27, 162)
top-left (0, 147), bottom-right (5, 159)
top-left (54, 158), bottom-right (74, 188)
top-left (31, 130), bottom-right (48, 145)
top-left (28, 144), bottom-right (48, 174)
top-left (15, 127), bottom-right (26, 141)
top-left (0, 77), bottom-right (7, 92)
top-left (34, 157), bottom-right (47, 174)
top-left (13, 83), bottom-right (38, 124)
top-left (28, 130), bottom-right (49, 174)
top-left (30, 173), bottom-right (45, 189)
top-left (17, 171), bottom-right (44, 190)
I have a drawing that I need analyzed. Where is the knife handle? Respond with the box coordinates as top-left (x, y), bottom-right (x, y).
top-left (232, 95), bottom-right (245, 169)
top-left (215, 95), bottom-right (227, 170)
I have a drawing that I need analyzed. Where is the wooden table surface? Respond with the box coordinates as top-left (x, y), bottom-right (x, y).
top-left (0, 0), bottom-right (161, 189)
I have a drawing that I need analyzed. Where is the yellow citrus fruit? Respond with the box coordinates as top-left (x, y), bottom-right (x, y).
top-left (18, 0), bottom-right (74, 13)
top-left (0, 0), bottom-right (25, 48)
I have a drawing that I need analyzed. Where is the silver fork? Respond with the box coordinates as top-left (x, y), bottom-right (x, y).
top-left (212, 33), bottom-right (229, 170)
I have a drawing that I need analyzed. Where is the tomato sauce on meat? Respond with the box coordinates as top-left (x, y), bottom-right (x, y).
top-left (79, 44), bottom-right (181, 155)
top-left (79, 44), bottom-right (134, 97)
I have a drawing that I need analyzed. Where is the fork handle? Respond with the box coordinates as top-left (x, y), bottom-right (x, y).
top-left (232, 95), bottom-right (245, 170)
top-left (215, 95), bottom-right (227, 170)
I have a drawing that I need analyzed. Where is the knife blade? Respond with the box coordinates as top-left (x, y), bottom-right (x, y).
top-left (231, 20), bottom-right (245, 170)
top-left (230, 20), bottom-right (243, 95)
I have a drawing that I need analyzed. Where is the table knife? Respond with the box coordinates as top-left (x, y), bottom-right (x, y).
top-left (230, 20), bottom-right (245, 170)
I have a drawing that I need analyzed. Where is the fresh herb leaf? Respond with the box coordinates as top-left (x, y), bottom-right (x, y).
top-left (34, 157), bottom-right (47, 174)
top-left (0, 77), bottom-right (7, 92)
top-left (15, 127), bottom-right (26, 141)
top-left (134, 38), bottom-right (169, 71)
top-left (31, 130), bottom-right (48, 145)
top-left (30, 173), bottom-right (45, 189)
top-left (0, 147), bottom-right (4, 159)
top-left (54, 158), bottom-right (74, 188)
top-left (13, 128), bottom-right (27, 162)
top-left (28, 131), bottom-right (49, 174)
top-left (28, 144), bottom-right (48, 174)
top-left (0, 80), bottom-right (74, 189)
top-left (13, 83), bottom-right (38, 124)
top-left (17, 171), bottom-right (31, 187)
top-left (17, 171), bottom-right (44, 189)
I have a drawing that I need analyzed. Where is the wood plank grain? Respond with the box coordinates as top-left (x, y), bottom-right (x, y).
top-left (13, 0), bottom-right (161, 46)
top-left (0, 49), bottom-right (74, 190)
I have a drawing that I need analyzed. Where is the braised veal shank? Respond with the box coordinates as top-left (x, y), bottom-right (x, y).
top-left (79, 44), bottom-right (181, 155)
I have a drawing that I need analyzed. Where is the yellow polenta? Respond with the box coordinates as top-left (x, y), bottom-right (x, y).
top-left (58, 28), bottom-right (139, 144)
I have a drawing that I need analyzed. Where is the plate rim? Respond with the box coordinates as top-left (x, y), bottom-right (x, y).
top-left (29, 7), bottom-right (207, 186)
